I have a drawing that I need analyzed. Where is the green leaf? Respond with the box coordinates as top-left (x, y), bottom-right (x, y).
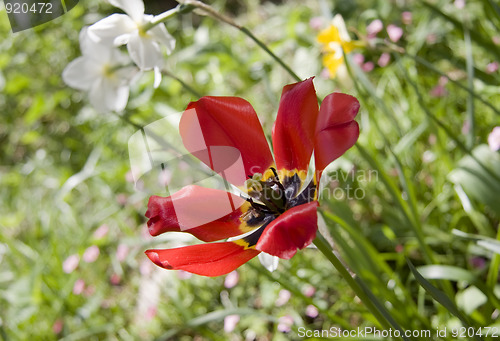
top-left (407, 259), bottom-right (481, 340)
top-left (416, 263), bottom-right (500, 310)
top-left (448, 145), bottom-right (500, 217)
top-left (416, 265), bottom-right (477, 283)
top-left (477, 240), bottom-right (500, 255)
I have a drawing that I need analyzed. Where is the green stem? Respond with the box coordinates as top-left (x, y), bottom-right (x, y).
top-left (239, 27), bottom-right (302, 82)
top-left (313, 235), bottom-right (398, 333)
top-left (464, 25), bottom-right (475, 149)
top-left (142, 4), bottom-right (194, 32)
top-left (110, 112), bottom-right (143, 130)
top-left (487, 223), bottom-right (500, 289)
top-left (162, 69), bottom-right (202, 98)
top-left (181, 0), bottom-right (302, 82)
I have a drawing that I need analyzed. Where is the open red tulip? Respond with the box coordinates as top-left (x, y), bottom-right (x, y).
top-left (145, 78), bottom-right (360, 276)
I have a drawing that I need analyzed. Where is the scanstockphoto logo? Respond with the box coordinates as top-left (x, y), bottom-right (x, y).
top-left (4, 0), bottom-right (79, 32)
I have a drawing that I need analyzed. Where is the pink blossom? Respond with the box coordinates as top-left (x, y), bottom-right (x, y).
top-left (367, 19), bottom-right (383, 38)
top-left (140, 260), bottom-right (153, 276)
top-left (362, 61), bottom-right (374, 72)
top-left (146, 306), bottom-right (157, 320)
top-left (430, 85), bottom-right (447, 97)
top-left (493, 36), bottom-right (500, 45)
top-left (352, 53), bottom-right (365, 66)
top-left (110, 273), bottom-right (121, 285)
top-left (426, 34), bottom-right (437, 44)
top-left (378, 52), bottom-right (391, 67)
top-left (488, 127), bottom-right (500, 151)
top-left (438, 76), bottom-right (448, 86)
top-left (309, 17), bottom-right (324, 30)
top-left (158, 168), bottom-right (172, 187)
top-left (305, 305), bottom-right (319, 318)
top-left (468, 256), bottom-right (486, 269)
top-left (224, 270), bottom-right (239, 288)
top-left (93, 224), bottom-right (109, 239)
top-left (302, 284), bottom-right (316, 297)
top-left (63, 254), bottom-right (79, 274)
top-left (402, 11), bottom-right (412, 25)
top-left (486, 62), bottom-right (499, 74)
top-left (387, 24), bottom-right (403, 42)
top-left (430, 78), bottom-right (448, 97)
top-left (73, 279), bottom-right (85, 295)
top-left (428, 134), bottom-right (437, 145)
top-left (116, 244), bottom-right (129, 262)
top-left (224, 314), bottom-right (240, 333)
top-left (84, 285), bottom-right (95, 297)
top-left (125, 170), bottom-right (135, 183)
top-left (116, 193), bottom-right (128, 205)
top-left (277, 315), bottom-right (294, 333)
top-left (83, 245), bottom-right (100, 263)
top-left (275, 289), bottom-right (291, 307)
top-left (141, 224), bottom-right (153, 240)
top-left (454, 0), bottom-right (465, 9)
top-left (52, 319), bottom-right (63, 334)
top-left (320, 68), bottom-right (331, 79)
top-left (462, 120), bottom-right (471, 135)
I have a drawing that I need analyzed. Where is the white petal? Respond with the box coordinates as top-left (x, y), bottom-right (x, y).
top-left (258, 253), bottom-right (279, 272)
top-left (87, 14), bottom-right (136, 45)
top-left (62, 57), bottom-right (100, 90)
top-left (153, 66), bottom-right (162, 88)
top-left (79, 27), bottom-right (113, 62)
top-left (110, 48), bottom-right (133, 66)
top-left (332, 14), bottom-right (351, 43)
top-left (114, 33), bottom-right (131, 46)
top-left (127, 30), bottom-right (162, 70)
top-left (115, 65), bottom-right (140, 84)
top-left (89, 78), bottom-right (129, 112)
top-left (109, 0), bottom-right (144, 23)
top-left (149, 23), bottom-right (176, 54)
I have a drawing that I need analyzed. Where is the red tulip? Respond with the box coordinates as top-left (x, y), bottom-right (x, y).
top-left (145, 78), bottom-right (360, 276)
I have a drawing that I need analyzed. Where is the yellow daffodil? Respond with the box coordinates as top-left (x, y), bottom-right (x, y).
top-left (317, 14), bottom-right (363, 78)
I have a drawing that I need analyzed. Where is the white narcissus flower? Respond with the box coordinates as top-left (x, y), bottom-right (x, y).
top-left (87, 0), bottom-right (175, 71)
top-left (63, 28), bottom-right (138, 112)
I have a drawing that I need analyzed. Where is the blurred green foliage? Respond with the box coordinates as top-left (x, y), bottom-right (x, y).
top-left (0, 0), bottom-right (499, 340)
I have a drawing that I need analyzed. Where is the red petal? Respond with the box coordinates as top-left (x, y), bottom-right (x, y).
top-left (314, 93), bottom-right (360, 177)
top-left (256, 201), bottom-right (319, 259)
top-left (180, 97), bottom-right (274, 186)
top-left (272, 78), bottom-right (319, 172)
top-left (146, 185), bottom-right (248, 242)
top-left (145, 242), bottom-right (260, 277)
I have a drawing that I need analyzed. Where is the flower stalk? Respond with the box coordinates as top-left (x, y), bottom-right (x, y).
top-left (143, 3), bottom-right (195, 32)
top-left (313, 235), bottom-right (396, 331)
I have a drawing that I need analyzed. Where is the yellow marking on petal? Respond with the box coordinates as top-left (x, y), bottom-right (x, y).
top-left (261, 168), bottom-right (277, 182)
top-left (313, 171), bottom-right (319, 200)
top-left (237, 201), bottom-right (257, 233)
top-left (233, 238), bottom-right (256, 250)
top-left (277, 168), bottom-right (307, 182)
